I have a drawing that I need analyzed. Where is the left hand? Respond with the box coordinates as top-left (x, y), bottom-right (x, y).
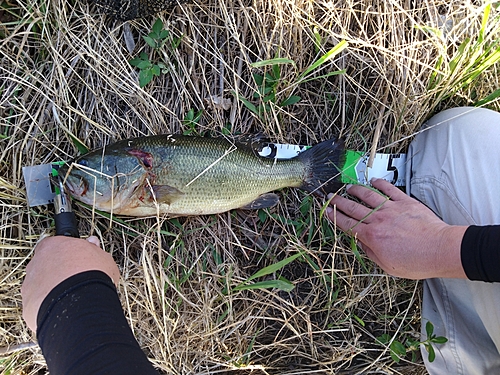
top-left (326, 178), bottom-right (467, 279)
top-left (22, 236), bottom-right (120, 332)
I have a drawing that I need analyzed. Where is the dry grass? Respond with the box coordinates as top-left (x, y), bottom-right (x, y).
top-left (1, 0), bottom-right (500, 374)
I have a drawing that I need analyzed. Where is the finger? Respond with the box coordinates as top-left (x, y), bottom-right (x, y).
top-left (370, 177), bottom-right (408, 201)
top-left (345, 184), bottom-right (390, 209)
top-left (329, 194), bottom-right (374, 222)
top-left (326, 205), bottom-right (367, 235)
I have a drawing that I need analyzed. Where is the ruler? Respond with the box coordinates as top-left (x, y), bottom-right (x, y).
top-left (258, 144), bottom-right (407, 186)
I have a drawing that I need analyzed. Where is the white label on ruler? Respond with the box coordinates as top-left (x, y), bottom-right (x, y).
top-left (259, 144), bottom-right (308, 159)
top-left (258, 144), bottom-right (407, 186)
top-left (355, 153), bottom-right (407, 186)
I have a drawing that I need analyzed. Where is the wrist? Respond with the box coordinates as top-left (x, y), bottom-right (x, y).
top-left (436, 225), bottom-right (468, 279)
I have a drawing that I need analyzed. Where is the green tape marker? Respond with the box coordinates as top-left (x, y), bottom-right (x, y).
top-left (341, 150), bottom-right (364, 184)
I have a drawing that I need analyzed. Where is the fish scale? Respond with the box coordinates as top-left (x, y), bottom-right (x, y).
top-left (59, 135), bottom-right (345, 217)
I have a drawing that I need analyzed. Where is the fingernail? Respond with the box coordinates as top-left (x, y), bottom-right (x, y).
top-left (326, 206), bottom-right (334, 216)
top-left (370, 177), bottom-right (379, 183)
top-left (86, 236), bottom-right (101, 247)
top-left (327, 193), bottom-right (334, 200)
top-left (346, 184), bottom-right (353, 191)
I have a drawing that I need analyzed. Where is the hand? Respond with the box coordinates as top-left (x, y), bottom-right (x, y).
top-left (22, 236), bottom-right (120, 332)
top-left (326, 178), bottom-right (467, 279)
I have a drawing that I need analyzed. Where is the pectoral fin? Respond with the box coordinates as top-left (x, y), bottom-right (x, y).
top-left (240, 193), bottom-right (280, 210)
top-left (150, 185), bottom-right (184, 204)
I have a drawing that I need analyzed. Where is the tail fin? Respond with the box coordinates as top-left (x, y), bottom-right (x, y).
top-left (298, 138), bottom-right (345, 196)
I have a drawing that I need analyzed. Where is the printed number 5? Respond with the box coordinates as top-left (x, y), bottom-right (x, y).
top-left (387, 155), bottom-right (399, 184)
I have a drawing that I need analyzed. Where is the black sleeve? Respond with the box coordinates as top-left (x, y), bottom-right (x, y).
top-left (36, 270), bottom-right (160, 375)
top-left (461, 225), bottom-right (500, 283)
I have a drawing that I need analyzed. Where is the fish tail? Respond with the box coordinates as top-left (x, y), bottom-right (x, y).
top-left (298, 138), bottom-right (346, 196)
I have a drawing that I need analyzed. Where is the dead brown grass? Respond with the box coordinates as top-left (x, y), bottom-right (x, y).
top-left (1, 0), bottom-right (500, 374)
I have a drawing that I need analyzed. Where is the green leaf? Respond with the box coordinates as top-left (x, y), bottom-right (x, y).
top-left (313, 25), bottom-right (321, 53)
top-left (431, 336), bottom-right (448, 344)
top-left (185, 108), bottom-right (194, 121)
top-left (152, 18), bottom-right (164, 36)
top-left (390, 350), bottom-right (401, 363)
top-left (449, 39), bottom-right (470, 74)
top-left (414, 24), bottom-right (443, 38)
top-left (280, 95), bottom-right (301, 107)
top-left (143, 35), bottom-right (157, 49)
top-left (390, 340), bottom-right (407, 356)
top-left (351, 236), bottom-right (369, 273)
top-left (233, 279), bottom-right (295, 292)
top-left (129, 57), bottom-right (144, 67)
top-left (171, 36), bottom-right (182, 50)
top-left (272, 63), bottom-right (281, 80)
top-left (478, 4), bottom-right (491, 44)
top-left (475, 87), bottom-right (500, 106)
top-left (69, 135), bottom-right (89, 154)
top-left (137, 60), bottom-right (152, 70)
top-left (129, 58), bottom-right (140, 66)
top-left (159, 29), bottom-right (169, 39)
top-left (265, 71), bottom-right (279, 84)
top-left (298, 40), bottom-right (348, 81)
top-left (139, 69), bottom-right (153, 87)
top-left (425, 343), bottom-right (436, 362)
top-left (375, 334), bottom-right (391, 345)
top-left (428, 55), bottom-right (444, 90)
top-left (252, 73), bottom-right (264, 85)
top-left (250, 58), bottom-right (296, 68)
top-left (232, 91), bottom-right (259, 115)
top-left (425, 321), bottom-right (434, 338)
top-left (151, 64), bottom-right (161, 76)
top-left (257, 209), bottom-right (268, 223)
top-left (262, 92), bottom-right (276, 103)
top-left (352, 314), bottom-right (365, 327)
top-left (247, 252), bottom-right (304, 282)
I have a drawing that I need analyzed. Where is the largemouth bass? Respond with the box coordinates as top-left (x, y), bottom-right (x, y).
top-left (60, 135), bottom-right (345, 216)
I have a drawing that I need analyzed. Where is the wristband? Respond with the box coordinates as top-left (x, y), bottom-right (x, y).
top-left (461, 225), bottom-right (500, 282)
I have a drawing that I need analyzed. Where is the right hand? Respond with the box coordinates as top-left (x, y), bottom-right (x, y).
top-left (326, 178), bottom-right (467, 279)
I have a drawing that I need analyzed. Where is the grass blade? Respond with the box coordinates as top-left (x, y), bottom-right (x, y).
top-left (251, 58), bottom-right (295, 68)
top-left (247, 252), bottom-right (304, 282)
top-left (297, 40), bottom-right (348, 81)
top-left (233, 279), bottom-right (295, 292)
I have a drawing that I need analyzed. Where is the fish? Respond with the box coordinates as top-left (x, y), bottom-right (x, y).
top-left (59, 134), bottom-right (345, 217)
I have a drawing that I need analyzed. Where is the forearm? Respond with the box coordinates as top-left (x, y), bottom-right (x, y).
top-left (37, 271), bottom-right (159, 375)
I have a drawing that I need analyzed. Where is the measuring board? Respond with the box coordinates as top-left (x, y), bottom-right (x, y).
top-left (258, 143), bottom-right (407, 186)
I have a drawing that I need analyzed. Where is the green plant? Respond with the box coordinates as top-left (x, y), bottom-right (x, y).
top-left (421, 320), bottom-right (448, 362)
top-left (376, 321), bottom-right (447, 363)
top-left (232, 252), bottom-right (304, 292)
top-left (233, 41), bottom-right (347, 121)
top-left (129, 53), bottom-right (168, 88)
top-left (129, 18), bottom-right (182, 87)
top-left (423, 4), bottom-right (500, 107)
top-left (182, 108), bottom-right (204, 135)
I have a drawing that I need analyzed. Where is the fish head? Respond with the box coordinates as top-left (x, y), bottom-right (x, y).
top-left (60, 148), bottom-right (148, 210)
